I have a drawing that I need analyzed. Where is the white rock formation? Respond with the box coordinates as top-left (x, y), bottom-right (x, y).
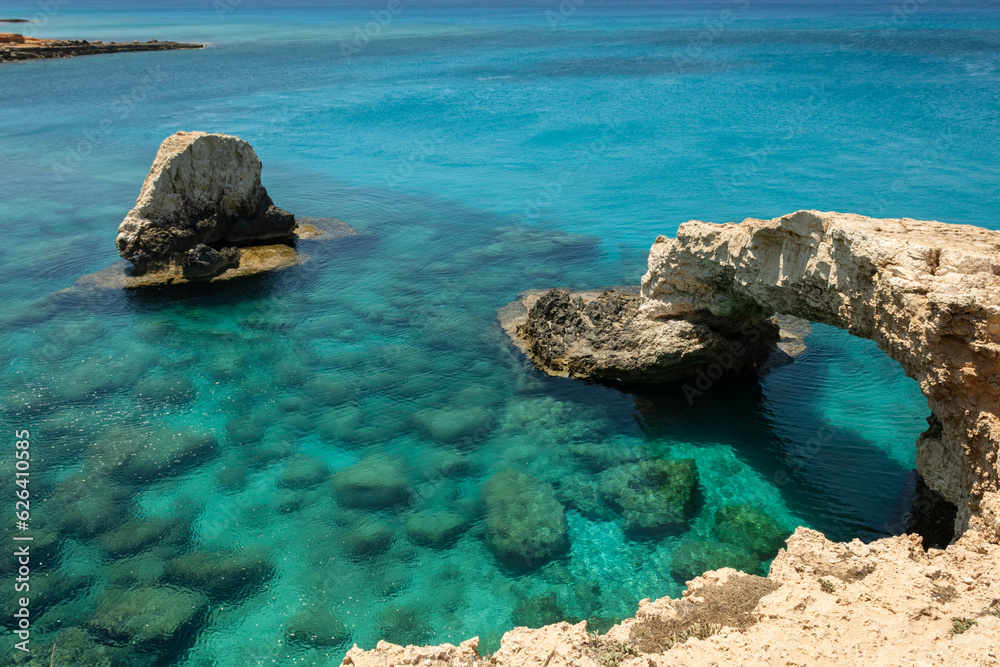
top-left (115, 131), bottom-right (296, 276)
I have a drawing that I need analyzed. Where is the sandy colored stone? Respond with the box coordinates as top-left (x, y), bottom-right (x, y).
top-left (342, 637), bottom-right (481, 667)
top-left (491, 621), bottom-right (597, 667)
top-left (115, 131), bottom-right (296, 273)
top-left (641, 210), bottom-right (1000, 541)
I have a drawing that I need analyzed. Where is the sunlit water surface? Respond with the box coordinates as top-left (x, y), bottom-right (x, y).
top-left (1, 0), bottom-right (998, 664)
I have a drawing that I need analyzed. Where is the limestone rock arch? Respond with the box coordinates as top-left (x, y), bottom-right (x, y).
top-left (640, 210), bottom-right (1000, 542)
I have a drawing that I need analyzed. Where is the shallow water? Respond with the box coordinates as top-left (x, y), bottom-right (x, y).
top-left (1, 0), bottom-right (997, 664)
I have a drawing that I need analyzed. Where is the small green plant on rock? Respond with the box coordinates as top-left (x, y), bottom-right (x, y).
top-left (584, 633), bottom-right (639, 667)
top-left (819, 578), bottom-right (836, 594)
top-left (952, 617), bottom-right (976, 635)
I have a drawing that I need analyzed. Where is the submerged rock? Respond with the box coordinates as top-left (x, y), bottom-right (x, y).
top-left (88, 586), bottom-right (207, 645)
top-left (9, 628), bottom-right (112, 667)
top-left (285, 608), bottom-right (351, 648)
top-left (598, 459), bottom-right (699, 535)
top-left (332, 455), bottom-right (413, 509)
top-left (669, 540), bottom-right (761, 582)
top-left (165, 548), bottom-right (274, 602)
top-left (713, 505), bottom-right (791, 561)
top-left (132, 374), bottom-right (197, 406)
top-left (95, 428), bottom-right (218, 482)
top-left (405, 510), bottom-right (469, 548)
top-left (216, 459), bottom-right (249, 492)
top-left (105, 552), bottom-right (168, 588)
top-left (115, 131), bottom-right (296, 275)
top-left (226, 413), bottom-right (269, 447)
top-left (342, 522), bottom-right (395, 559)
top-left (46, 473), bottom-right (131, 538)
top-left (415, 406), bottom-right (497, 446)
top-left (304, 372), bottom-right (359, 405)
top-left (482, 469), bottom-right (567, 568)
top-left (511, 593), bottom-right (566, 629)
top-left (96, 517), bottom-right (187, 558)
top-left (556, 474), bottom-right (618, 522)
top-left (567, 441), bottom-right (642, 472)
top-left (379, 605), bottom-right (433, 646)
top-left (0, 513), bottom-right (61, 573)
top-left (317, 405), bottom-right (365, 444)
top-left (0, 571), bottom-right (88, 620)
top-left (277, 453), bottom-right (331, 489)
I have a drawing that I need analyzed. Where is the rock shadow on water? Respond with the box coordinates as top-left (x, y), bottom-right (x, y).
top-left (627, 365), bottom-right (933, 545)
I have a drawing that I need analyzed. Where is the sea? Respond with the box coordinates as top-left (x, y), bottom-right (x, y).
top-left (0, 0), bottom-right (998, 664)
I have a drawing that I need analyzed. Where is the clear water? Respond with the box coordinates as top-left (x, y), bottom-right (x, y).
top-left (1, 0), bottom-right (997, 664)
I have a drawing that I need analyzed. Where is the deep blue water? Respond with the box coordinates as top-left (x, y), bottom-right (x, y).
top-left (1, 0), bottom-right (997, 664)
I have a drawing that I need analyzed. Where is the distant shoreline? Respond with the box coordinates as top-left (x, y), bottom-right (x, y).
top-left (0, 37), bottom-right (203, 63)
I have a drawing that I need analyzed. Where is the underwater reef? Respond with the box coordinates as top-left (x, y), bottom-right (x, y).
top-left (348, 210), bottom-right (1000, 665)
top-left (6, 207), bottom-right (997, 665)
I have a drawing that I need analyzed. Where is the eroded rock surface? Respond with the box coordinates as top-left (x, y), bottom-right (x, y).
top-left (342, 527), bottom-right (1000, 667)
top-left (115, 131), bottom-right (296, 276)
top-left (501, 287), bottom-right (779, 383)
top-left (641, 210), bottom-right (1000, 541)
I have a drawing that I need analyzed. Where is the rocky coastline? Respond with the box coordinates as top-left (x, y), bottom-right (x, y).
top-left (0, 34), bottom-right (203, 62)
top-left (349, 210), bottom-right (1000, 666)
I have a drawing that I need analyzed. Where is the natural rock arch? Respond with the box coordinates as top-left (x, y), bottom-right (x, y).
top-left (639, 210), bottom-right (1000, 542)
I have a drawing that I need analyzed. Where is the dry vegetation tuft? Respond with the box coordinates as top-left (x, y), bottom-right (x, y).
top-left (627, 574), bottom-right (781, 654)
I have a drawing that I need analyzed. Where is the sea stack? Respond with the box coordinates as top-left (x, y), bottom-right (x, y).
top-left (115, 131), bottom-right (297, 279)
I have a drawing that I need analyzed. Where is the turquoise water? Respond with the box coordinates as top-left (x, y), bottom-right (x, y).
top-left (1, 0), bottom-right (997, 664)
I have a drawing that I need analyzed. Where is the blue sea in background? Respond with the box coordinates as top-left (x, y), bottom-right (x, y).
top-left (1, 0), bottom-right (999, 664)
